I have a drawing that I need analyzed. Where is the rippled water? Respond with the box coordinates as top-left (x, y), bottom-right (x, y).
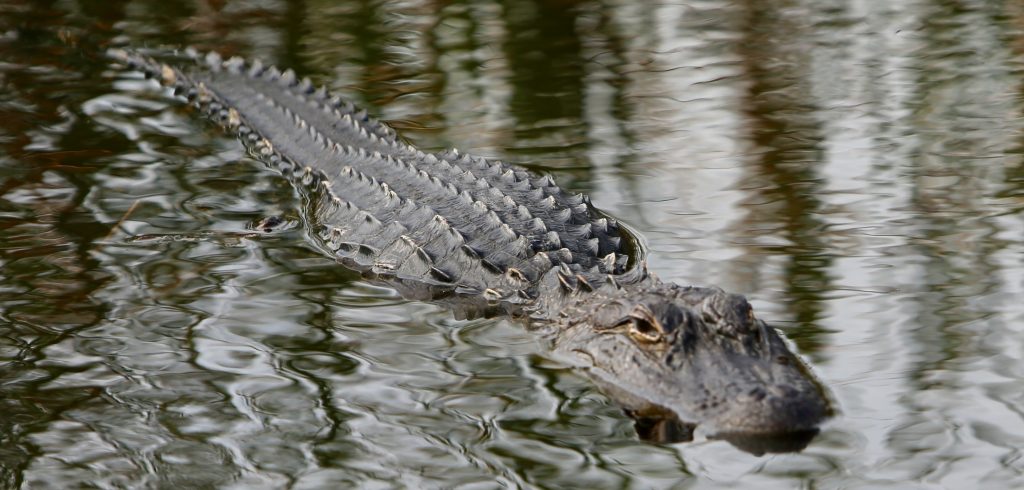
top-left (2, 0), bottom-right (1024, 488)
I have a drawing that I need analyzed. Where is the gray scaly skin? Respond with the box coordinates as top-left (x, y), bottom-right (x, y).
top-left (109, 48), bottom-right (832, 449)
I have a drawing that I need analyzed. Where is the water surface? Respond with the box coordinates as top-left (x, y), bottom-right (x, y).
top-left (2, 0), bottom-right (1024, 488)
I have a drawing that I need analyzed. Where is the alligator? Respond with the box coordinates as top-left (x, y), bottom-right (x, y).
top-left (109, 48), bottom-right (832, 453)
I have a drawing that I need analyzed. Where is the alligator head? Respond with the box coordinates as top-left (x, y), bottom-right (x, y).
top-left (543, 275), bottom-right (831, 450)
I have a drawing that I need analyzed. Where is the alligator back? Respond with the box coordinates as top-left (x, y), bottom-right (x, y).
top-left (110, 48), bottom-right (631, 310)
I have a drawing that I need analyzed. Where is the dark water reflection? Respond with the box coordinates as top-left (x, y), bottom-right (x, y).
top-left (2, 0), bottom-right (1024, 487)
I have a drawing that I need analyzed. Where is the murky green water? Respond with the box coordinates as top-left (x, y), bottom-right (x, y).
top-left (2, 0), bottom-right (1024, 488)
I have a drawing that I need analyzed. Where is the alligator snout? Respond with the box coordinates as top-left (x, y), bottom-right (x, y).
top-left (711, 381), bottom-right (830, 435)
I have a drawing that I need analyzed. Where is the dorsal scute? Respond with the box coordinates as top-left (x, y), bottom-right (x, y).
top-left (110, 47), bottom-right (635, 305)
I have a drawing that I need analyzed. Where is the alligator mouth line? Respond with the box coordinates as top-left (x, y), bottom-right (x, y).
top-left (109, 47), bottom-right (834, 453)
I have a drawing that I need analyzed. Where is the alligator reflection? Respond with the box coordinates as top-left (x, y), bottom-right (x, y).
top-left (632, 413), bottom-right (818, 455)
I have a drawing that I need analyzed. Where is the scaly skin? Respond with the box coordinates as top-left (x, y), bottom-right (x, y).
top-left (109, 48), bottom-right (832, 450)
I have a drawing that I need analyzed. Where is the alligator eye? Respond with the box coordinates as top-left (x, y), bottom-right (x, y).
top-left (628, 317), bottom-right (663, 343)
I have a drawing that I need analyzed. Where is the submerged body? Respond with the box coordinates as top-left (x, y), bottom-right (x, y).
top-left (110, 48), bottom-right (831, 450)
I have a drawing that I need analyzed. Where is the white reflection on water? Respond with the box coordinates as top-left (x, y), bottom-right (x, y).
top-left (2, 0), bottom-right (1024, 487)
